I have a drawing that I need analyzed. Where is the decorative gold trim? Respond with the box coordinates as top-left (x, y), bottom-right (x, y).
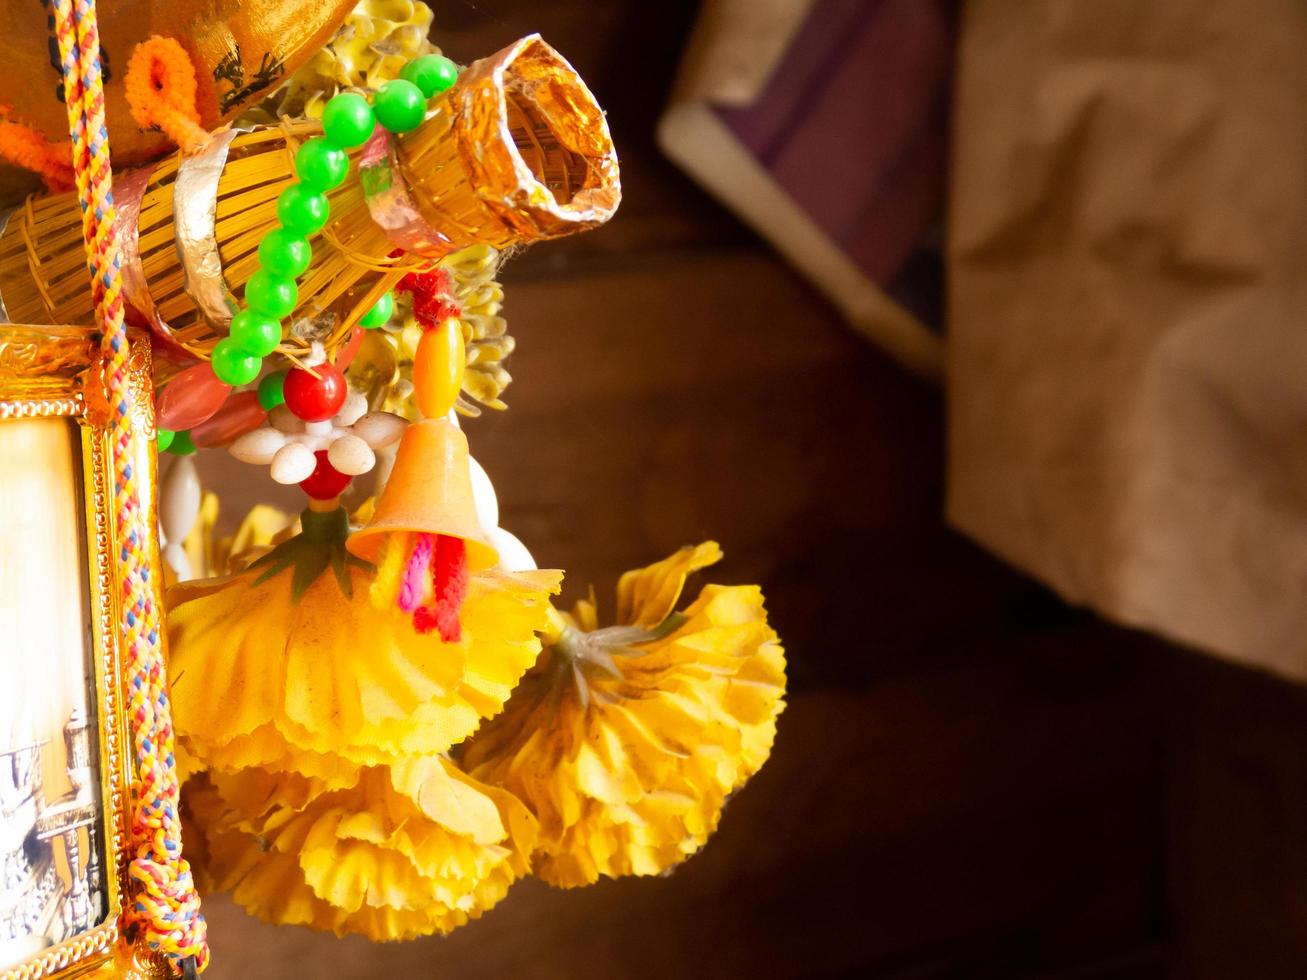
top-left (0, 397), bottom-right (84, 419)
top-left (0, 325), bottom-right (157, 980)
top-left (0, 924), bottom-right (117, 980)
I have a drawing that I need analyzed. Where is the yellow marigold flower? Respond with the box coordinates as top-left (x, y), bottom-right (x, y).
top-left (166, 506), bottom-right (561, 787)
top-left (462, 542), bottom-right (786, 887)
top-left (184, 758), bottom-right (536, 940)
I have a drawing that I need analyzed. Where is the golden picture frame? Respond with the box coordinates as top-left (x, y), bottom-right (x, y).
top-left (0, 325), bottom-right (163, 979)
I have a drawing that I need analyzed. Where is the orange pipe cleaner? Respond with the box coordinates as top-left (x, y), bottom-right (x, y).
top-left (125, 36), bottom-right (209, 152)
top-left (0, 107), bottom-right (74, 192)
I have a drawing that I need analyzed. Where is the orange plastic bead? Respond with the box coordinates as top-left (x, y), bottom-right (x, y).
top-left (412, 321), bottom-right (466, 419)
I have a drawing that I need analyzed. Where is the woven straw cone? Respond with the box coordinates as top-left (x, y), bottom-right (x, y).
top-left (0, 35), bottom-right (620, 363)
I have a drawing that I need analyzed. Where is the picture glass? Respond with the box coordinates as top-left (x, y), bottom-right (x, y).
top-left (0, 418), bottom-right (109, 971)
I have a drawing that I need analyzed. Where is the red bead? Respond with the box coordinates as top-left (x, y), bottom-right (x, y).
top-left (156, 362), bottom-right (231, 430)
top-left (190, 391), bottom-right (268, 447)
top-left (282, 364), bottom-right (347, 422)
top-left (299, 450), bottom-right (353, 500)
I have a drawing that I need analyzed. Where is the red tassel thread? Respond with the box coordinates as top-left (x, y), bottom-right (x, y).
top-left (395, 261), bottom-right (460, 330)
top-left (411, 534), bottom-right (467, 642)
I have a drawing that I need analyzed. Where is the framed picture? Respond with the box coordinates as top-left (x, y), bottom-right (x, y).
top-left (0, 326), bottom-right (159, 979)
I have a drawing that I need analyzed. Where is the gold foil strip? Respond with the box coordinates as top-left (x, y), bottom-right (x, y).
top-left (360, 130), bottom-right (455, 255)
top-left (114, 165), bottom-right (168, 335)
top-left (174, 128), bottom-right (245, 332)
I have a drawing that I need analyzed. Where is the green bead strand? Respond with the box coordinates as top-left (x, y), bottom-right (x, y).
top-left (400, 55), bottom-right (458, 98)
top-left (276, 183), bottom-right (330, 235)
top-left (374, 79), bottom-right (427, 133)
top-left (230, 54), bottom-right (459, 392)
top-left (257, 371), bottom-right (287, 410)
top-left (245, 270), bottom-right (299, 319)
top-left (359, 291), bottom-right (394, 328)
top-left (258, 227), bottom-right (312, 279)
top-left (295, 137), bottom-right (349, 191)
top-left (322, 92), bottom-right (377, 148)
top-left (211, 338), bottom-right (263, 386)
top-left (229, 309), bottom-right (283, 358)
top-left (167, 430), bottom-right (196, 456)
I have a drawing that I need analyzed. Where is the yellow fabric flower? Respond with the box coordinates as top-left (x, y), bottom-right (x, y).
top-left (170, 494), bottom-right (294, 587)
top-left (244, 0), bottom-right (438, 121)
top-left (185, 757), bottom-right (536, 940)
top-left (351, 245), bottom-right (514, 417)
top-left (462, 543), bottom-right (786, 887)
top-left (166, 507), bottom-right (561, 788)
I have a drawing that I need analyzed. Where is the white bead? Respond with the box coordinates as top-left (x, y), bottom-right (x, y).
top-left (352, 411), bottom-right (407, 448)
top-left (372, 443), bottom-right (398, 490)
top-left (269, 441), bottom-right (317, 485)
top-left (159, 455), bottom-right (201, 546)
top-left (467, 456), bottom-right (498, 531)
top-left (334, 391), bottom-right (368, 427)
top-left (229, 426), bottom-right (287, 465)
top-left (327, 434), bottom-right (376, 476)
top-left (269, 404), bottom-right (306, 434)
top-left (162, 542), bottom-right (192, 581)
top-left (303, 419), bottom-right (334, 437)
top-left (489, 527), bottom-right (536, 572)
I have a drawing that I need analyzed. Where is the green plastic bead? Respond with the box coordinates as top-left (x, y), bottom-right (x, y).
top-left (229, 309), bottom-right (283, 358)
top-left (258, 228), bottom-right (312, 279)
top-left (211, 338), bottom-right (262, 386)
top-left (167, 430), bottom-right (196, 456)
top-left (359, 291), bottom-right (394, 328)
top-left (374, 79), bottom-right (426, 133)
top-left (294, 137), bottom-right (349, 191)
top-left (276, 184), bottom-right (330, 235)
top-left (257, 371), bottom-right (287, 410)
top-left (245, 270), bottom-right (299, 318)
top-left (400, 55), bottom-right (458, 99)
top-left (322, 92), bottom-right (377, 148)
top-left (156, 428), bottom-right (175, 453)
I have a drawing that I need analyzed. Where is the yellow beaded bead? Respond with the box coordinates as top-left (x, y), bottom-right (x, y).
top-left (413, 320), bottom-right (466, 419)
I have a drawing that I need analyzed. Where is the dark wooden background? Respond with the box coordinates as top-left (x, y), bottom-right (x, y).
top-left (195, 2), bottom-right (1307, 977)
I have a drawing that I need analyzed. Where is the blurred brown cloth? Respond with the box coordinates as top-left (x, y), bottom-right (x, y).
top-left (947, 0), bottom-right (1307, 679)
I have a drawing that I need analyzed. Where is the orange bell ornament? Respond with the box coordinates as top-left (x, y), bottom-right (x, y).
top-left (347, 418), bottom-right (497, 642)
top-left (347, 418), bottom-right (496, 569)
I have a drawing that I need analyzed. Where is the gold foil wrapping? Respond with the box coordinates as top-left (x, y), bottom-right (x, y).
top-left (0, 35), bottom-right (621, 363)
top-left (397, 34), bottom-right (622, 255)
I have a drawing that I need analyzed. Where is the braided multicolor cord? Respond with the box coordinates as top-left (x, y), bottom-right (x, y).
top-left (49, 0), bottom-right (209, 971)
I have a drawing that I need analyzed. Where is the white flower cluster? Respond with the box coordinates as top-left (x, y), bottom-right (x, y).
top-left (229, 391), bottom-right (407, 484)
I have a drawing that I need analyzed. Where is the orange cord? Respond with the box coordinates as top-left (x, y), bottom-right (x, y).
top-left (0, 107), bottom-right (74, 192)
top-left (51, 6), bottom-right (208, 969)
top-left (125, 36), bottom-right (209, 152)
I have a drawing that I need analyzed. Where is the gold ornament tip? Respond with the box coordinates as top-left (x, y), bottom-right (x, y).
top-left (396, 33), bottom-right (622, 255)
